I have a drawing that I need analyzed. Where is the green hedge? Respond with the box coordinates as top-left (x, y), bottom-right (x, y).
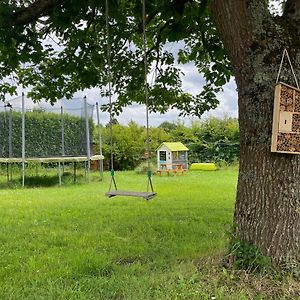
top-left (188, 140), bottom-right (239, 164)
top-left (0, 111), bottom-right (92, 158)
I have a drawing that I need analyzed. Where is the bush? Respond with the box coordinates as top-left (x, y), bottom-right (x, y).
top-left (188, 140), bottom-right (239, 164)
top-left (226, 238), bottom-right (272, 273)
top-left (134, 161), bottom-right (157, 175)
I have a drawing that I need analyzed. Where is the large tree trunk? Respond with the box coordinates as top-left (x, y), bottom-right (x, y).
top-left (211, 0), bottom-right (300, 264)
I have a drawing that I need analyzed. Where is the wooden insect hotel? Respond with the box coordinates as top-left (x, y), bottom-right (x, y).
top-left (271, 82), bottom-right (300, 154)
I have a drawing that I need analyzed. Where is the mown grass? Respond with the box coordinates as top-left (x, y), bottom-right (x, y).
top-left (0, 168), bottom-right (298, 299)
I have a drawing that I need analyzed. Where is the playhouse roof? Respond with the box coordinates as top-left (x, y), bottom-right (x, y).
top-left (157, 142), bottom-right (189, 151)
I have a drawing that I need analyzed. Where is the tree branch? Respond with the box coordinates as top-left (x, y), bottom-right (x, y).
top-left (283, 0), bottom-right (300, 17)
top-left (283, 0), bottom-right (300, 31)
top-left (12, 0), bottom-right (68, 26)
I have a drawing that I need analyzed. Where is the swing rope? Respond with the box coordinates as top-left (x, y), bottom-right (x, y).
top-left (106, 0), bottom-right (117, 192)
top-left (276, 48), bottom-right (299, 89)
top-left (105, 0), bottom-right (156, 200)
top-left (142, 0), bottom-right (155, 194)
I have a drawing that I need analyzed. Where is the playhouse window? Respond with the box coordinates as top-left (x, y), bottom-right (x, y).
top-left (172, 152), bottom-right (178, 160)
top-left (179, 151), bottom-right (186, 160)
top-left (159, 151), bottom-right (166, 161)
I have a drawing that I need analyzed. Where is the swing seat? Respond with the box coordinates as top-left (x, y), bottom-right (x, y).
top-left (105, 190), bottom-right (156, 200)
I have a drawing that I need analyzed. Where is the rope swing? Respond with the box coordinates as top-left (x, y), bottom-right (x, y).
top-left (105, 0), bottom-right (156, 200)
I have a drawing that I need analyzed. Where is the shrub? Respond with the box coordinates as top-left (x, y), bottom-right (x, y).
top-left (226, 238), bottom-right (272, 273)
top-left (225, 227), bottom-right (272, 274)
top-left (134, 161), bottom-right (157, 175)
top-left (188, 140), bottom-right (239, 164)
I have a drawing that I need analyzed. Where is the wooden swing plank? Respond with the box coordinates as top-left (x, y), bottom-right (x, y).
top-left (105, 190), bottom-right (156, 200)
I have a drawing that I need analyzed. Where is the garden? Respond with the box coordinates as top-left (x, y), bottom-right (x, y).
top-left (0, 1), bottom-right (300, 298)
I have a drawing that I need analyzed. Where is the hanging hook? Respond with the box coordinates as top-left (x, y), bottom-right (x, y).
top-left (276, 48), bottom-right (299, 89)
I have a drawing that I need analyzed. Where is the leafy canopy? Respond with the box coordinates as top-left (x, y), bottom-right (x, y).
top-left (0, 0), bottom-right (233, 116)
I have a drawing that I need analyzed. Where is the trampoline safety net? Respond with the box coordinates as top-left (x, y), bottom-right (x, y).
top-left (0, 96), bottom-right (95, 159)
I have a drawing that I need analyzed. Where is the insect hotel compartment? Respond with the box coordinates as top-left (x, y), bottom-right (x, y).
top-left (271, 82), bottom-right (300, 154)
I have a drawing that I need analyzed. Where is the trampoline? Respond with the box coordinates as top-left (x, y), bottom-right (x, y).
top-left (0, 95), bottom-right (104, 186)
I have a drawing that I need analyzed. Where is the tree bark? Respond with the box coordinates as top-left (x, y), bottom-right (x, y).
top-left (211, 0), bottom-right (300, 264)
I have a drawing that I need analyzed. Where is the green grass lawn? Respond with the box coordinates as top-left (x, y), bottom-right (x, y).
top-left (0, 168), bottom-right (298, 299)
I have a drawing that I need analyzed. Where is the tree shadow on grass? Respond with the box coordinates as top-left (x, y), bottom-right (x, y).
top-left (0, 172), bottom-right (85, 189)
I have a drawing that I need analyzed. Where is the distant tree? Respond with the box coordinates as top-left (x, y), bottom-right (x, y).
top-left (100, 121), bottom-right (170, 170)
top-left (105, 118), bottom-right (119, 128)
top-left (169, 122), bottom-right (197, 144)
top-left (149, 126), bottom-right (171, 152)
top-left (192, 116), bottom-right (239, 142)
top-left (187, 117), bottom-right (240, 164)
top-left (158, 121), bottom-right (177, 133)
top-left (102, 121), bottom-right (145, 170)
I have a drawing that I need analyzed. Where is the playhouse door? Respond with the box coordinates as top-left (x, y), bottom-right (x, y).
top-left (159, 151), bottom-right (167, 169)
top-left (159, 151), bottom-right (166, 162)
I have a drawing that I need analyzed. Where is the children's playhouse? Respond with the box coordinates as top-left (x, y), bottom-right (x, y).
top-left (156, 142), bottom-right (189, 171)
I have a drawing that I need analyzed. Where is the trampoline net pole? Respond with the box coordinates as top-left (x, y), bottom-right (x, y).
top-left (0, 110), bottom-right (1, 158)
top-left (96, 102), bottom-right (103, 180)
top-left (61, 106), bottom-right (65, 174)
top-left (84, 96), bottom-right (90, 182)
top-left (8, 107), bottom-right (12, 181)
top-left (61, 106), bottom-right (65, 156)
top-left (21, 92), bottom-right (25, 187)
